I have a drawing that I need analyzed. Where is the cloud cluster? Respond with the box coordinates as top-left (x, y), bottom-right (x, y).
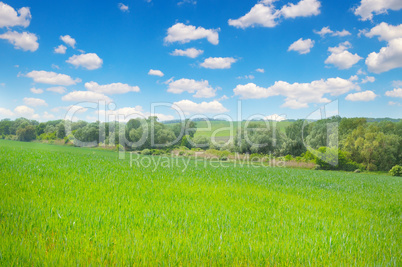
top-left (26, 70), bottom-right (81, 86)
top-left (288, 38), bottom-right (314, 54)
top-left (85, 81), bottom-right (140, 94)
top-left (173, 99), bottom-right (228, 114)
top-left (0, 31), bottom-right (38, 52)
top-left (314, 26), bottom-right (351, 37)
top-left (62, 91), bottom-right (112, 103)
top-left (325, 41), bottom-right (362, 69)
top-left (60, 35), bottom-right (76, 48)
top-left (23, 97), bottom-right (48, 107)
top-left (164, 23), bottom-right (219, 45)
top-left (345, 90), bottom-right (377, 101)
top-left (385, 88), bottom-right (402, 98)
top-left (0, 2), bottom-right (31, 28)
top-left (228, 0), bottom-right (321, 29)
top-left (233, 76), bottom-right (359, 109)
top-left (167, 78), bottom-right (216, 98)
top-left (170, 48), bottom-right (204, 58)
top-left (66, 53), bottom-right (103, 70)
top-left (354, 0), bottom-right (402, 21)
top-left (366, 37), bottom-right (402, 73)
top-left (200, 57), bottom-right (237, 69)
top-left (148, 69), bottom-right (164, 77)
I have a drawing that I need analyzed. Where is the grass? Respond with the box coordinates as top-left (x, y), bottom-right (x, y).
top-left (0, 139), bottom-right (401, 265)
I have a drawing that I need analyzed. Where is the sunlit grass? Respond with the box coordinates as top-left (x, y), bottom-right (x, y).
top-left (0, 139), bottom-right (400, 265)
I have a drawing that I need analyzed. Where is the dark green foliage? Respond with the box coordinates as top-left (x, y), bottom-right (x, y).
top-left (16, 125), bottom-right (36, 141)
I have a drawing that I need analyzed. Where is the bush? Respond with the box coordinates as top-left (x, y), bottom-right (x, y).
top-left (141, 149), bottom-right (151, 155)
top-left (389, 165), bottom-right (402, 176)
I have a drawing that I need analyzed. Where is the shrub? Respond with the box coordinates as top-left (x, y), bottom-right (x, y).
top-left (389, 165), bottom-right (402, 176)
top-left (141, 149), bottom-right (151, 155)
top-left (284, 154), bottom-right (293, 162)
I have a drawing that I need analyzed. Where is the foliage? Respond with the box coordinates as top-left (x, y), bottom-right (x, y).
top-left (389, 165), bottom-right (402, 176)
top-left (16, 125), bottom-right (36, 142)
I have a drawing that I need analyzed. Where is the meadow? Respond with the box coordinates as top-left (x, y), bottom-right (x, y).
top-left (0, 139), bottom-right (401, 265)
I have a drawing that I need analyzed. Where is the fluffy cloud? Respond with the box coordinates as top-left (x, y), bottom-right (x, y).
top-left (288, 38), bottom-right (314, 54)
top-left (280, 0), bottom-right (321, 18)
top-left (148, 69), bottom-right (164, 77)
top-left (385, 88), bottom-right (402, 98)
top-left (167, 78), bottom-right (216, 98)
top-left (0, 107), bottom-right (14, 117)
top-left (264, 114), bottom-right (286, 121)
top-left (26, 70), bottom-right (81, 86)
top-left (42, 111), bottom-right (55, 120)
top-left (366, 38), bottom-right (402, 73)
top-left (97, 106), bottom-right (174, 122)
top-left (354, 0), bottom-right (402, 21)
top-left (256, 68), bottom-right (265, 73)
top-left (228, 1), bottom-right (280, 29)
top-left (345, 90), bottom-right (377, 101)
top-left (361, 76), bottom-right (375, 84)
top-left (85, 81), bottom-right (140, 94)
top-left (228, 0), bottom-right (320, 29)
top-left (365, 22), bottom-right (402, 42)
top-left (62, 91), bottom-right (112, 103)
top-left (200, 57), bottom-right (237, 69)
top-left (0, 2), bottom-right (31, 28)
top-left (173, 100), bottom-right (228, 114)
top-left (0, 31), bottom-right (38, 52)
top-left (314, 26), bottom-right (351, 37)
top-left (14, 105), bottom-right (39, 119)
top-left (66, 53), bottom-right (103, 70)
top-left (60, 35), bottom-right (76, 48)
top-left (118, 3), bottom-right (129, 12)
top-left (54, 44), bottom-right (67, 54)
top-left (233, 76), bottom-right (359, 109)
top-left (30, 87), bottom-right (44, 94)
top-left (47, 86), bottom-right (66, 94)
top-left (170, 48), bottom-right (203, 58)
top-left (325, 41), bottom-right (362, 69)
top-left (164, 23), bottom-right (219, 45)
top-left (23, 97), bottom-right (48, 107)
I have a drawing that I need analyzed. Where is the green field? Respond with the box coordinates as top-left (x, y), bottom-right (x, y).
top-left (0, 140), bottom-right (401, 265)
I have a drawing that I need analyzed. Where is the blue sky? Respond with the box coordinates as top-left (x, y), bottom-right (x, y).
top-left (0, 0), bottom-right (401, 122)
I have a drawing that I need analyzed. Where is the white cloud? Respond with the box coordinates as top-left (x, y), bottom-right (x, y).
top-left (200, 57), bottom-right (237, 69)
top-left (42, 111), bottom-right (55, 120)
top-left (46, 86), bottom-right (66, 94)
top-left (178, 0), bottom-right (197, 6)
top-left (237, 75), bottom-right (255, 80)
top-left (0, 31), bottom-right (38, 52)
top-left (361, 76), bottom-right (375, 84)
top-left (14, 105), bottom-right (39, 119)
top-left (85, 81), bottom-right (140, 94)
top-left (30, 87), bottom-right (44, 94)
top-left (388, 101), bottom-right (401, 106)
top-left (228, 1), bottom-right (280, 29)
top-left (385, 88), bottom-right (402, 98)
top-left (26, 70), bottom-right (81, 86)
top-left (164, 23), bottom-right (219, 45)
top-left (62, 91), bottom-right (112, 103)
top-left (148, 69), bottom-right (164, 77)
top-left (170, 48), bottom-right (203, 58)
top-left (118, 3), bottom-right (129, 12)
top-left (256, 68), bottom-right (265, 73)
top-left (54, 44), bottom-right (67, 54)
top-left (354, 0), bottom-right (402, 21)
top-left (97, 106), bottom-right (174, 122)
top-left (345, 90), bottom-right (377, 101)
top-left (325, 41), bottom-right (362, 69)
top-left (23, 97), bottom-right (47, 107)
top-left (66, 53), bottom-right (103, 70)
top-left (393, 80), bottom-right (402, 87)
top-left (314, 26), bottom-right (351, 37)
top-left (167, 78), bottom-right (216, 98)
top-left (280, 0), bottom-right (321, 18)
top-left (366, 38), bottom-right (402, 73)
top-left (60, 35), bottom-right (76, 48)
top-left (0, 2), bottom-right (31, 28)
top-left (264, 114), bottom-right (286, 121)
top-left (365, 22), bottom-right (402, 42)
top-left (233, 76), bottom-right (359, 109)
top-left (228, 0), bottom-right (320, 29)
top-left (288, 38), bottom-right (314, 54)
top-left (0, 107), bottom-right (14, 117)
top-left (173, 99), bottom-right (228, 114)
